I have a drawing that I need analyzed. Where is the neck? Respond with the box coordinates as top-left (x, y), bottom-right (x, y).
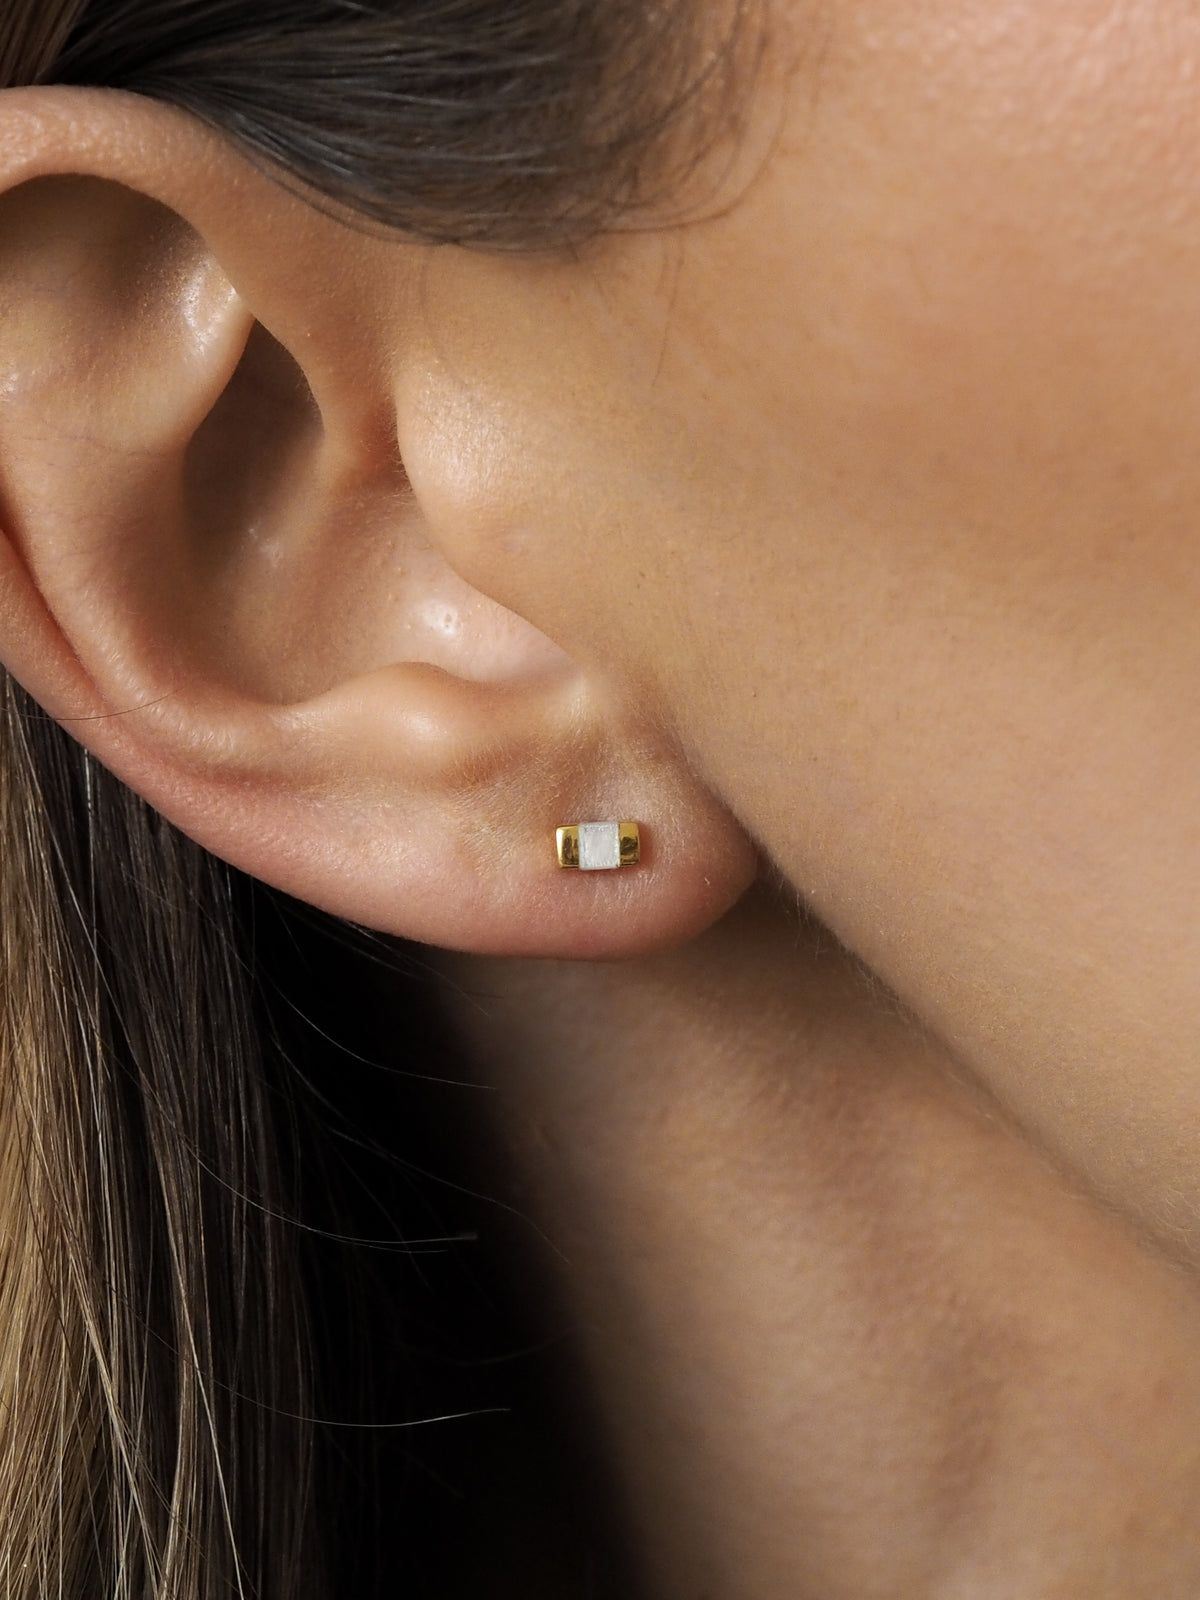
top-left (439, 892), bottom-right (1200, 1598)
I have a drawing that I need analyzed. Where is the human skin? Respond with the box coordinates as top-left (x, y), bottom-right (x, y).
top-left (410, 3), bottom-right (1200, 1585)
top-left (2, 1), bottom-right (1200, 1592)
top-left (5, 6), bottom-right (1197, 1264)
top-left (393, 0), bottom-right (1200, 1270)
top-left (442, 894), bottom-right (1200, 1598)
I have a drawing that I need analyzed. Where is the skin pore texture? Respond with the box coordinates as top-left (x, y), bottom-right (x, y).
top-left (1, 0), bottom-right (1200, 1592)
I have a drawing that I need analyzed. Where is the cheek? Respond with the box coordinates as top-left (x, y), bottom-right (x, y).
top-left (664, 0), bottom-right (1200, 659)
top-left (810, 0), bottom-right (1200, 509)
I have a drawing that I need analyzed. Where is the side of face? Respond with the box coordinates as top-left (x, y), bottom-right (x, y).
top-left (0, 0), bottom-right (1198, 1261)
top-left (396, 0), bottom-right (1200, 1258)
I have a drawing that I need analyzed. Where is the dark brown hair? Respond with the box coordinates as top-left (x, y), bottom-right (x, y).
top-left (12, 0), bottom-right (741, 247)
top-left (0, 2), bottom-right (736, 1596)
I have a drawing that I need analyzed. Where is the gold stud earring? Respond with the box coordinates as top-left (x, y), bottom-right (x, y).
top-left (556, 821), bottom-right (641, 870)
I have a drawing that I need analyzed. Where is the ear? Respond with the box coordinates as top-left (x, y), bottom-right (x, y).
top-left (0, 87), bottom-right (755, 957)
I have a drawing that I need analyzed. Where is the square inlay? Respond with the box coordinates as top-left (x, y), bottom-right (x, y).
top-left (556, 821), bottom-right (641, 870)
top-left (578, 821), bottom-right (623, 871)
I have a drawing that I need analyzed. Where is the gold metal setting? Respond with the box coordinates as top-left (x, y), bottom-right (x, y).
top-left (556, 821), bottom-right (641, 870)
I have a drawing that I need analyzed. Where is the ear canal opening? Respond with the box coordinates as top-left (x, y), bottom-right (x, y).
top-left (177, 307), bottom-right (571, 707)
top-left (183, 318), bottom-right (323, 576)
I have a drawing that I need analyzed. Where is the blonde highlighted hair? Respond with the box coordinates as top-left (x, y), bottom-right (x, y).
top-left (0, 677), bottom-right (315, 1597)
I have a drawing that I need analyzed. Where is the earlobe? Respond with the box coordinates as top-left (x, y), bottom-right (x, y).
top-left (0, 87), bottom-right (757, 958)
